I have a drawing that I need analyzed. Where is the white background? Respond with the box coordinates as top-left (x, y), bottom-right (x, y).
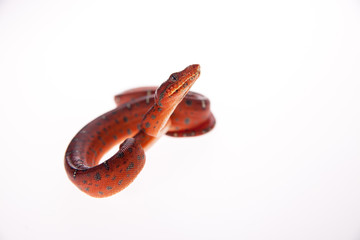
top-left (0, 0), bottom-right (360, 239)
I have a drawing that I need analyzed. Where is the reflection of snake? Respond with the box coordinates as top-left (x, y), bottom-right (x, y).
top-left (64, 65), bottom-right (216, 198)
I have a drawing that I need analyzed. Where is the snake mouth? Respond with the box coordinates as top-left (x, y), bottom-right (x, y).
top-left (155, 64), bottom-right (201, 107)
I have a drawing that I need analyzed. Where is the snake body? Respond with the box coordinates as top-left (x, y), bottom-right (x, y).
top-left (64, 65), bottom-right (215, 197)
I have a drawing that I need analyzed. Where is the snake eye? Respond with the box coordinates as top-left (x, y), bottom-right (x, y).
top-left (170, 74), bottom-right (178, 82)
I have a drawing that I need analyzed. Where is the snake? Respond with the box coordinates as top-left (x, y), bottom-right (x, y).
top-left (64, 64), bottom-right (216, 197)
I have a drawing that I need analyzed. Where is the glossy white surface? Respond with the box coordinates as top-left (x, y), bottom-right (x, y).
top-left (0, 1), bottom-right (359, 239)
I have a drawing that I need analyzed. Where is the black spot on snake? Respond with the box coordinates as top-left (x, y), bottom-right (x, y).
top-left (126, 162), bottom-right (134, 171)
top-left (95, 172), bottom-right (101, 181)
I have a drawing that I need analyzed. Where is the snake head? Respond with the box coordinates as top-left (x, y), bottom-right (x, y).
top-left (142, 64), bottom-right (201, 137)
top-left (155, 64), bottom-right (200, 108)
